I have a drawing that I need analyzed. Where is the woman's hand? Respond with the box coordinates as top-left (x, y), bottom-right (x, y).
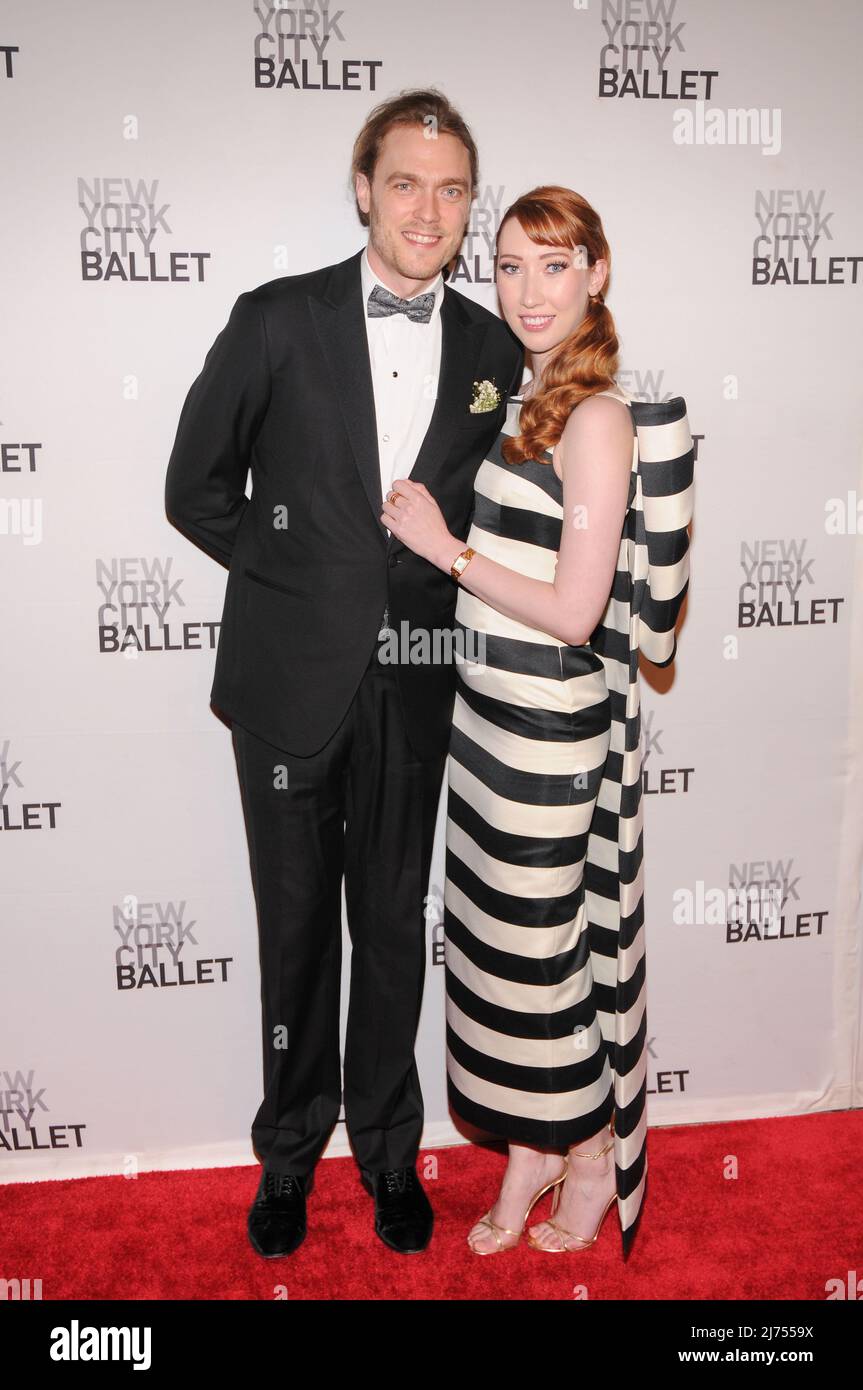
top-left (380, 479), bottom-right (461, 572)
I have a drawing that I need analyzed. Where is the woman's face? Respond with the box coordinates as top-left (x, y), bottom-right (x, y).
top-left (495, 215), bottom-right (606, 354)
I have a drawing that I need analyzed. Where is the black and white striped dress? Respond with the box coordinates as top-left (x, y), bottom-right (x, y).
top-left (444, 386), bottom-right (694, 1258)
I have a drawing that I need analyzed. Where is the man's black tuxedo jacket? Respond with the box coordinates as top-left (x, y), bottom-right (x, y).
top-left (165, 247), bottom-right (523, 760)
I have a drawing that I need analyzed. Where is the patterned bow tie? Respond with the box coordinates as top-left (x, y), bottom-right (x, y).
top-left (367, 282), bottom-right (436, 324)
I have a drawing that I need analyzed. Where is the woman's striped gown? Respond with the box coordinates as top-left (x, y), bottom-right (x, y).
top-left (444, 387), bottom-right (694, 1258)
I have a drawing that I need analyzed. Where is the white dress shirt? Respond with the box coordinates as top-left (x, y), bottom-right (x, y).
top-left (360, 244), bottom-right (444, 535)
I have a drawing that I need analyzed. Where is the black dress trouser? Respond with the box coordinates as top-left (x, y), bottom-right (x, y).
top-left (231, 632), bottom-right (447, 1177)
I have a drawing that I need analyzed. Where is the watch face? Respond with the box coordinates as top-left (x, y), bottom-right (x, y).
top-left (452, 549), bottom-right (472, 576)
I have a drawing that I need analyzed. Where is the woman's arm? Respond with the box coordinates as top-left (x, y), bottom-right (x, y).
top-left (432, 395), bottom-right (634, 646)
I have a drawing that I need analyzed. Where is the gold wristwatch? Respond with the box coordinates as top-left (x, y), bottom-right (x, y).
top-left (450, 546), bottom-right (476, 581)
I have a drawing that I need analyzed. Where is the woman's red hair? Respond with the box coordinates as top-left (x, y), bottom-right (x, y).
top-left (497, 186), bottom-right (620, 465)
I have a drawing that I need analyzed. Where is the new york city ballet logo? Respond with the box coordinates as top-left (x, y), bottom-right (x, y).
top-left (0, 44), bottom-right (18, 80)
top-left (114, 896), bottom-right (234, 991)
top-left (752, 189), bottom-right (861, 287)
top-left (78, 177), bottom-right (211, 284)
top-left (645, 1035), bottom-right (690, 1098)
top-left (1, 435), bottom-right (43, 548)
top-left (672, 861), bottom-right (828, 945)
top-left (449, 185), bottom-right (509, 289)
top-left (0, 740), bottom-right (61, 833)
top-left (737, 539), bottom-right (843, 631)
top-left (641, 709), bottom-right (693, 797)
top-left (254, 0), bottom-right (383, 91)
top-left (97, 557), bottom-right (220, 656)
top-left (596, 0), bottom-right (718, 102)
top-left (0, 1071), bottom-right (86, 1157)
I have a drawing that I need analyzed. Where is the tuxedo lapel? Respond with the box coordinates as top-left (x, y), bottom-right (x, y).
top-left (406, 290), bottom-right (488, 504)
top-left (308, 248), bottom-right (489, 549)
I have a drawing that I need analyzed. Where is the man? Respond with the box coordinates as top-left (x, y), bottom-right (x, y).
top-left (165, 88), bottom-right (523, 1257)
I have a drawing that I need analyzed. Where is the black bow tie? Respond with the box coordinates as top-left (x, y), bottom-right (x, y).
top-left (367, 282), bottom-right (436, 324)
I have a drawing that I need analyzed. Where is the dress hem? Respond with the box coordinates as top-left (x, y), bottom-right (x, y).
top-left (447, 1076), bottom-right (615, 1152)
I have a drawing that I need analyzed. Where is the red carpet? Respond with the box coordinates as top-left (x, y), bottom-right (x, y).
top-left (2, 1111), bottom-right (860, 1300)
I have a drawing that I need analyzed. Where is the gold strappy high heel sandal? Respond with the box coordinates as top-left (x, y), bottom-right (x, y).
top-left (467, 1161), bottom-right (569, 1255)
top-left (527, 1115), bottom-right (616, 1253)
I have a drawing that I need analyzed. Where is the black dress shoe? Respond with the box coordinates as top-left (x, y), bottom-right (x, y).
top-left (360, 1165), bottom-right (433, 1253)
top-left (247, 1166), bottom-right (312, 1258)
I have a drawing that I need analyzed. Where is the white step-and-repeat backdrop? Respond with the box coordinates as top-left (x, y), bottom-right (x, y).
top-left (2, 0), bottom-right (861, 1180)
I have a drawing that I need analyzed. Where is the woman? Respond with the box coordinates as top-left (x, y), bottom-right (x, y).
top-left (381, 185), bottom-right (693, 1257)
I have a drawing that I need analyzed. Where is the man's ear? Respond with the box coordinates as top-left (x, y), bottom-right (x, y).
top-left (355, 172), bottom-right (371, 218)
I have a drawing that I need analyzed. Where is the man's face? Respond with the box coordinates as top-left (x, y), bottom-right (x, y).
top-left (355, 123), bottom-right (473, 297)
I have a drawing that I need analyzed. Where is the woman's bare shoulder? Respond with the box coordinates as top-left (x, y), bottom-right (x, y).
top-left (560, 390), bottom-right (634, 448)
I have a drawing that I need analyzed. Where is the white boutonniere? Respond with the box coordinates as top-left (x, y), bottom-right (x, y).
top-left (469, 379), bottom-right (501, 413)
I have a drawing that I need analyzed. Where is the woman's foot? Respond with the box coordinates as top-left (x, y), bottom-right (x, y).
top-left (468, 1145), bottom-right (567, 1254)
top-left (527, 1122), bottom-right (615, 1251)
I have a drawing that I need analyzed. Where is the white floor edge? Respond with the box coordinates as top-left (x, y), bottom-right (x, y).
top-left (1, 1085), bottom-right (856, 1184)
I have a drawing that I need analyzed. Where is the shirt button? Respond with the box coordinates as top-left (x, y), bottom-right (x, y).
top-left (382, 433), bottom-right (390, 442)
